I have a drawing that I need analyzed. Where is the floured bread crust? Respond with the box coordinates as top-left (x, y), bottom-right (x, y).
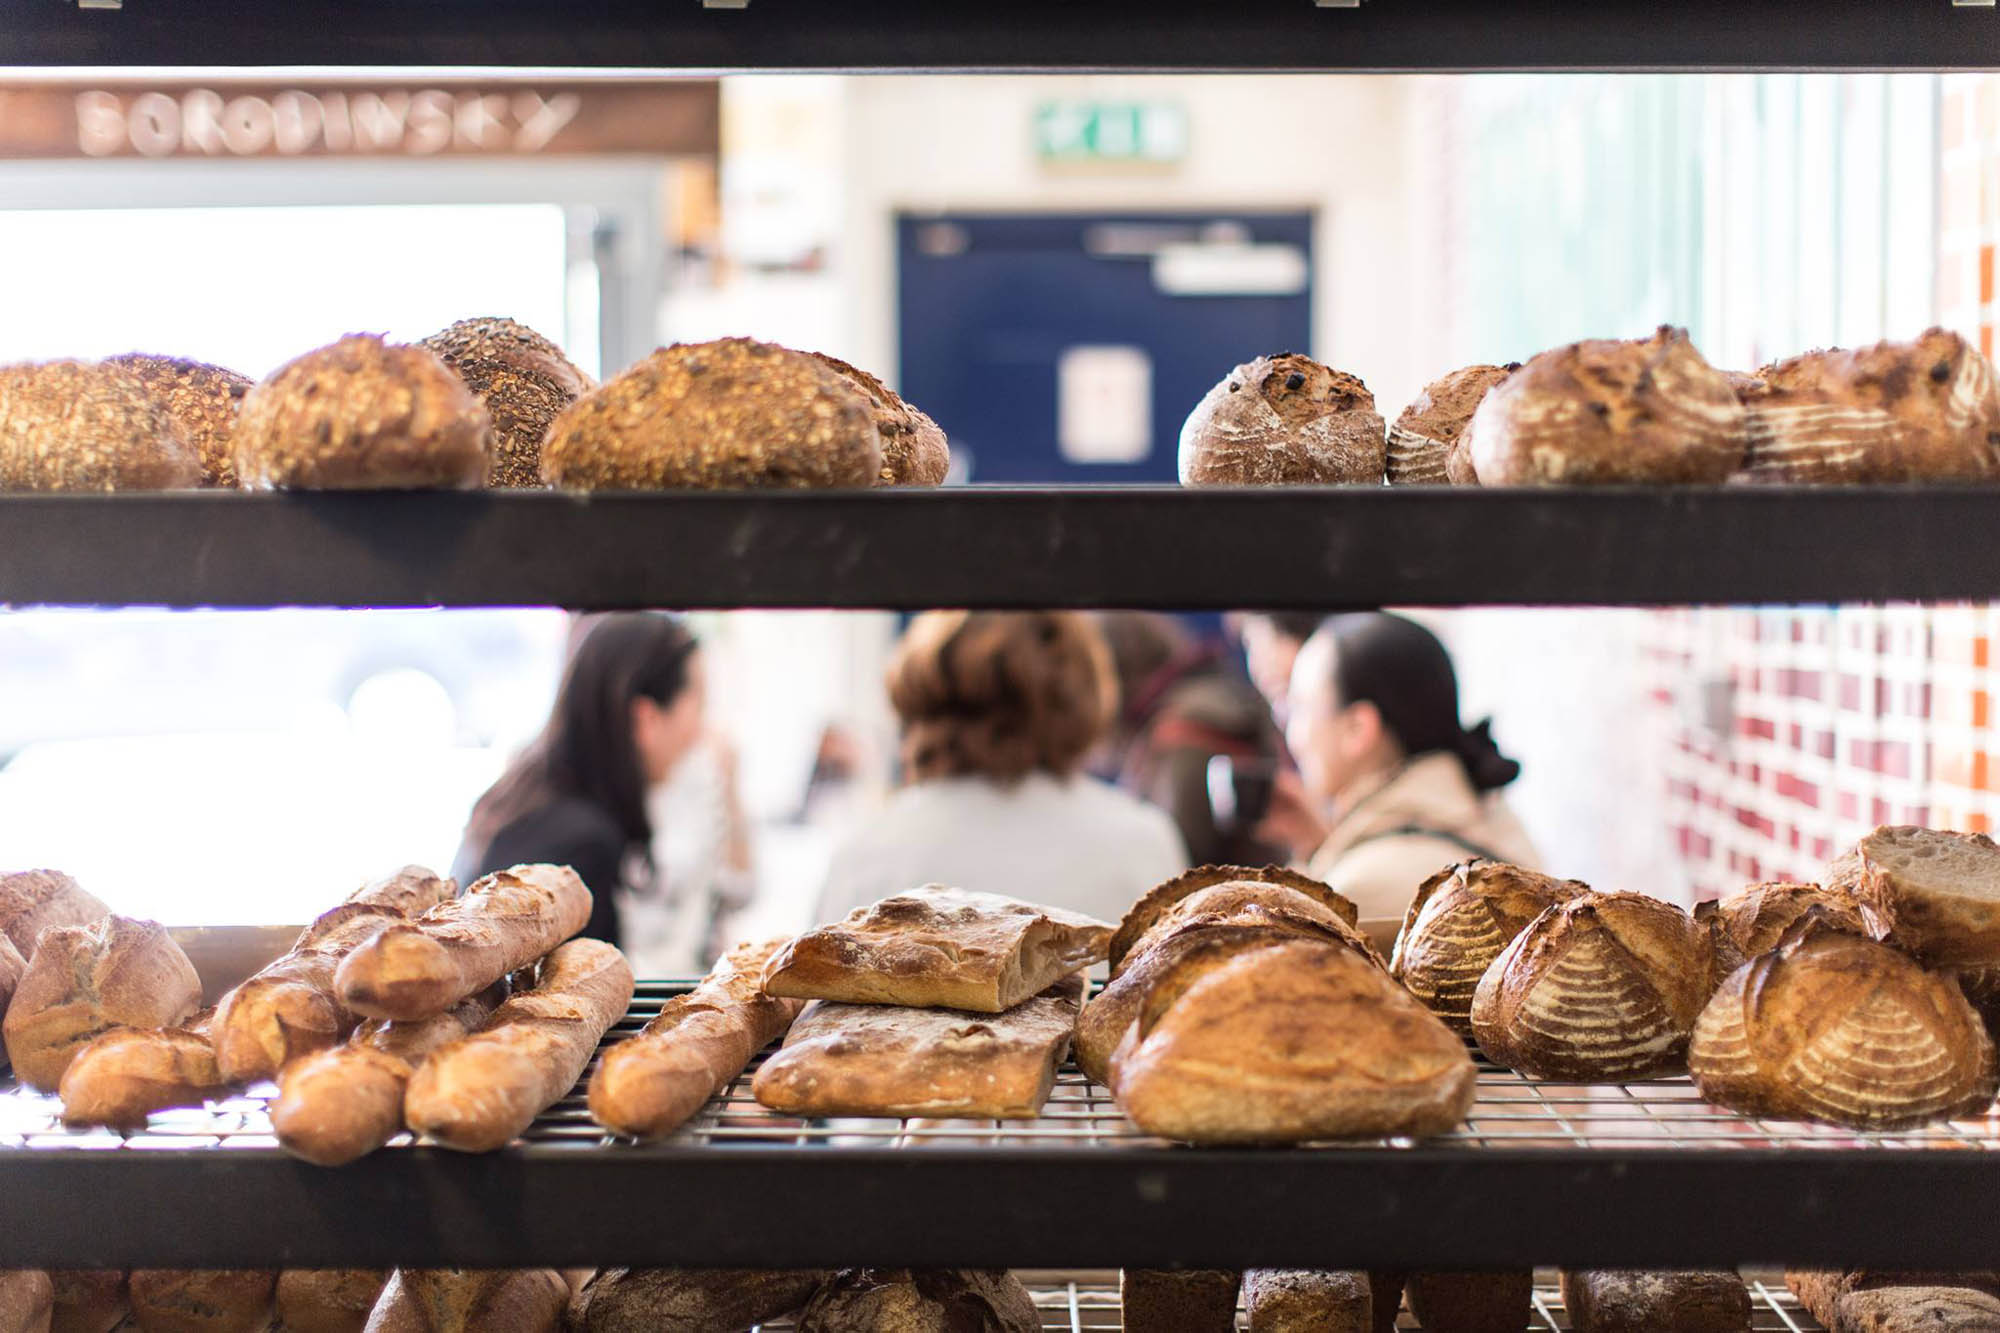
top-left (1180, 353), bottom-right (1386, 486)
top-left (1388, 363), bottom-right (1516, 485)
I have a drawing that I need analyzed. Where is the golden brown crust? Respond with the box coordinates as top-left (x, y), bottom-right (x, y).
top-left (50, 1268), bottom-right (126, 1333)
top-left (1787, 1270), bottom-right (2000, 1331)
top-left (0, 360), bottom-right (202, 491)
top-left (542, 338), bottom-right (881, 490)
top-left (362, 1269), bottom-right (567, 1333)
top-left (1108, 864), bottom-right (1359, 976)
top-left (274, 1270), bottom-right (390, 1333)
top-left (566, 1268), bottom-right (829, 1332)
top-left (0, 934), bottom-right (24, 1031)
top-left (1404, 1272), bottom-right (1533, 1333)
top-left (1244, 1270), bottom-right (1371, 1332)
top-left (103, 354), bottom-right (253, 489)
top-left (129, 1269), bottom-right (276, 1333)
top-left (761, 887), bottom-right (1111, 1014)
top-left (1558, 1270), bottom-right (1750, 1332)
top-left (1180, 353), bottom-right (1386, 486)
top-left (1388, 364), bottom-right (1516, 486)
top-left (1825, 825), bottom-right (2000, 967)
top-left (796, 1270), bottom-right (1038, 1333)
top-left (3, 916), bottom-right (202, 1092)
top-left (420, 318), bottom-right (591, 489)
top-left (235, 335), bottom-right (491, 490)
top-left (1119, 1270), bottom-right (1239, 1333)
top-left (59, 1008), bottom-right (225, 1130)
top-left (0, 1269), bottom-right (53, 1333)
top-left (1706, 881), bottom-right (1873, 968)
top-left (1390, 859), bottom-right (1588, 1036)
top-left (808, 352), bottom-right (949, 486)
top-left (0, 869), bottom-right (110, 959)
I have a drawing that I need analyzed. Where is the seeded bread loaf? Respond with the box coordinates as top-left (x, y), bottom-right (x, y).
top-left (419, 318), bottom-right (591, 489)
top-left (1387, 364), bottom-right (1515, 485)
top-left (1119, 1270), bottom-right (1239, 1332)
top-left (1244, 1270), bottom-right (1371, 1332)
top-left (1179, 353), bottom-right (1386, 485)
top-left (104, 354), bottom-right (253, 488)
top-left (0, 360), bottom-right (201, 491)
top-left (3, 916), bottom-right (202, 1092)
top-left (809, 352), bottom-right (949, 486)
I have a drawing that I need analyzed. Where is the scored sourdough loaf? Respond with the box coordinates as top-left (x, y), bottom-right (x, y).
top-left (1179, 353), bottom-right (1386, 486)
top-left (3, 915), bottom-right (202, 1092)
top-left (0, 359), bottom-right (202, 491)
top-left (104, 353), bottom-right (254, 489)
top-left (1471, 891), bottom-right (1716, 1081)
top-left (58, 1007), bottom-right (227, 1130)
top-left (809, 351), bottom-right (950, 486)
top-left (334, 863), bottom-right (591, 1022)
top-left (234, 334), bottom-right (490, 490)
top-left (0, 869), bottom-right (110, 960)
top-left (565, 1268), bottom-right (831, 1333)
top-left (403, 937), bottom-right (633, 1152)
top-left (1386, 363), bottom-right (1516, 485)
top-left (794, 1270), bottom-right (1038, 1333)
top-left (1243, 1270), bottom-right (1372, 1332)
top-left (1106, 863), bottom-right (1360, 976)
top-left (1695, 879), bottom-right (1873, 975)
top-left (1404, 1272), bottom-right (1534, 1333)
top-left (1119, 1270), bottom-right (1240, 1333)
top-left (274, 1270), bottom-right (390, 1333)
top-left (129, 1268), bottom-right (277, 1333)
top-left (362, 1269), bottom-right (568, 1333)
top-left (587, 937), bottom-right (802, 1138)
top-left (420, 317), bottom-right (592, 489)
top-left (1558, 1270), bottom-right (1751, 1332)
top-left (49, 1268), bottom-right (126, 1333)
top-left (1109, 937), bottom-right (1475, 1143)
top-left (271, 986), bottom-right (503, 1167)
top-left (541, 338), bottom-right (882, 490)
top-left (752, 974), bottom-right (1081, 1119)
top-left (0, 1269), bottom-right (52, 1333)
top-left (213, 866), bottom-right (457, 1081)
top-left (1390, 859), bottom-right (1588, 1036)
top-left (760, 887), bottom-right (1111, 1014)
top-left (1690, 912), bottom-right (1998, 1129)
top-left (1825, 824), bottom-right (2000, 966)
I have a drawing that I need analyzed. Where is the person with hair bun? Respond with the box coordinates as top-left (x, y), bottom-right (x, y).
top-left (1259, 612), bottom-right (1541, 951)
top-left (818, 611), bottom-right (1188, 923)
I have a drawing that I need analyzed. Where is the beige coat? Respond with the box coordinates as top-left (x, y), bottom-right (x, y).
top-left (1305, 751), bottom-right (1542, 954)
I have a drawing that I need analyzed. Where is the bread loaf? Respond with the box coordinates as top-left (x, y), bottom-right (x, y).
top-left (1110, 938), bottom-right (1475, 1143)
top-left (1403, 1272), bottom-right (1533, 1333)
top-left (234, 335), bottom-right (490, 490)
top-left (588, 938), bottom-right (800, 1139)
top-left (1244, 1270), bottom-right (1370, 1331)
top-left (129, 1270), bottom-right (275, 1333)
top-left (403, 938), bottom-right (633, 1152)
top-left (809, 352), bottom-right (949, 486)
top-left (1107, 864), bottom-right (1360, 976)
top-left (1468, 326), bottom-right (1746, 484)
top-left (1471, 891), bottom-right (1715, 1081)
top-left (1179, 353), bottom-right (1386, 486)
top-left (1962, 964), bottom-right (2000, 1042)
top-left (0, 934), bottom-right (23, 1031)
top-left (1558, 1270), bottom-right (1750, 1331)
top-left (564, 1268), bottom-right (828, 1332)
top-left (3, 916), bottom-right (202, 1092)
top-left (541, 338), bottom-right (882, 490)
top-left (334, 864), bottom-right (590, 1022)
top-left (761, 887), bottom-right (1110, 1014)
top-left (272, 1271), bottom-right (388, 1333)
top-left (0, 1270), bottom-right (52, 1333)
top-left (1690, 913), bottom-right (1997, 1129)
top-left (1788, 1270), bottom-right (2000, 1332)
top-left (1391, 859), bottom-right (1588, 1036)
top-left (59, 1008), bottom-right (226, 1130)
top-left (271, 988), bottom-right (501, 1168)
top-left (103, 354), bottom-right (253, 489)
top-left (795, 1270), bottom-right (1037, 1333)
top-left (1697, 880), bottom-right (1874, 975)
top-left (1825, 825), bottom-right (2000, 967)
top-left (0, 870), bottom-right (111, 959)
top-left (0, 360), bottom-right (201, 491)
top-left (49, 1269), bottom-right (126, 1333)
top-left (1118, 1270), bottom-right (1239, 1332)
top-left (419, 318), bottom-right (591, 489)
top-left (1387, 364), bottom-right (1516, 485)
top-left (361, 1270), bottom-right (566, 1333)
top-left (214, 867), bottom-right (456, 1081)
top-left (1366, 1273), bottom-right (1404, 1333)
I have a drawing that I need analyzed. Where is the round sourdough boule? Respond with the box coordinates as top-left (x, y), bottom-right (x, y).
top-left (1695, 879), bottom-right (1873, 976)
top-left (420, 316), bottom-right (592, 489)
top-left (1387, 363), bottom-right (1517, 485)
top-left (1179, 352), bottom-right (1386, 485)
top-left (542, 337), bottom-right (883, 490)
top-left (1824, 824), bottom-right (2000, 967)
top-left (809, 351), bottom-right (950, 486)
top-left (1109, 863), bottom-right (1361, 974)
top-left (0, 359), bottom-right (201, 491)
top-left (1468, 326), bottom-right (1747, 484)
top-left (103, 353), bottom-right (253, 488)
top-left (1390, 859), bottom-right (1589, 1036)
top-left (234, 334), bottom-right (491, 489)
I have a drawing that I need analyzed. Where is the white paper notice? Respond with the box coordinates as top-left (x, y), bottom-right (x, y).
top-left (1057, 344), bottom-right (1153, 464)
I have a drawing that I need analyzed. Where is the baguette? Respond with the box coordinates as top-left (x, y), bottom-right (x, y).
top-left (129, 1270), bottom-right (275, 1333)
top-left (271, 989), bottom-right (502, 1167)
top-left (1119, 1270), bottom-right (1239, 1332)
top-left (564, 1269), bottom-right (829, 1332)
top-left (0, 1270), bottom-right (52, 1333)
top-left (50, 1269), bottom-right (126, 1333)
top-left (403, 939), bottom-right (633, 1152)
top-left (334, 865), bottom-right (590, 1022)
top-left (273, 1270), bottom-right (389, 1333)
top-left (214, 868), bottom-right (455, 1081)
top-left (60, 1009), bottom-right (227, 1130)
top-left (1244, 1270), bottom-right (1371, 1332)
top-left (3, 917), bottom-right (202, 1092)
top-left (587, 938), bottom-right (800, 1139)
top-left (0, 870), bottom-right (110, 959)
top-left (361, 1270), bottom-right (566, 1333)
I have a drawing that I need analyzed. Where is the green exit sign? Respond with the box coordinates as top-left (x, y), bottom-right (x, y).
top-left (1035, 101), bottom-right (1188, 165)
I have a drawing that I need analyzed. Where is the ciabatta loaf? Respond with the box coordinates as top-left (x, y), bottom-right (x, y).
top-left (1391, 859), bottom-right (1587, 1036)
top-left (1108, 863), bottom-right (1358, 975)
top-left (1244, 1270), bottom-right (1371, 1332)
top-left (1178, 354), bottom-right (1386, 486)
top-left (795, 1270), bottom-right (1037, 1333)
top-left (565, 1268), bottom-right (829, 1333)
top-left (59, 1008), bottom-right (226, 1130)
top-left (1119, 1270), bottom-right (1239, 1333)
top-left (1826, 825), bottom-right (2000, 966)
top-left (1558, 1270), bottom-right (1750, 1332)
top-left (3, 916), bottom-right (202, 1092)
top-left (361, 1269), bottom-right (567, 1333)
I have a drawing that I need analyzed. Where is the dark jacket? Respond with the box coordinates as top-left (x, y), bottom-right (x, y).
top-left (455, 795), bottom-right (627, 948)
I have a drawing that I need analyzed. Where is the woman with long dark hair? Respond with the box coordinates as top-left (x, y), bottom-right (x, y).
top-left (456, 613), bottom-right (705, 949)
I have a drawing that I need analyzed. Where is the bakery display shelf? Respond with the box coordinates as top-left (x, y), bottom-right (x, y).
top-left (2, 981), bottom-right (1999, 1270)
top-left (4, 0), bottom-right (1995, 74)
top-left (5, 485), bottom-right (2000, 611)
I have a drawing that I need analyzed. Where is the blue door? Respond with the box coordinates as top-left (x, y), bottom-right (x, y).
top-left (898, 211), bottom-right (1315, 484)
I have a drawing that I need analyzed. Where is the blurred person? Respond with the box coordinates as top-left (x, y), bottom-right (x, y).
top-left (818, 611), bottom-right (1188, 923)
top-left (645, 731), bottom-right (756, 974)
top-left (1258, 612), bottom-right (1539, 950)
top-left (1234, 611), bottom-right (1326, 725)
top-left (456, 613), bottom-right (705, 952)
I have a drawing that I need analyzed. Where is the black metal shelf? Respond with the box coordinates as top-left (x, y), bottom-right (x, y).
top-left (0, 485), bottom-right (1996, 612)
top-left (4, 0), bottom-right (1993, 73)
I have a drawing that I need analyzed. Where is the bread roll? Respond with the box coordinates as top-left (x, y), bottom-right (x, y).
top-left (129, 1270), bottom-right (275, 1333)
top-left (49, 1269), bottom-right (126, 1333)
top-left (234, 335), bottom-right (490, 490)
top-left (1697, 880), bottom-right (1874, 975)
top-left (1391, 859), bottom-right (1588, 1036)
top-left (419, 318), bottom-right (591, 489)
top-left (59, 1008), bottom-right (226, 1130)
top-left (761, 887), bottom-right (1110, 1014)
top-left (1108, 864), bottom-right (1359, 975)
top-left (1559, 1270), bottom-right (1750, 1331)
top-left (541, 338), bottom-right (882, 490)
top-left (795, 1270), bottom-right (1037, 1333)
top-left (3, 916), bottom-right (202, 1092)
top-left (274, 1271), bottom-right (390, 1333)
top-left (403, 938), bottom-right (633, 1152)
top-left (1468, 326), bottom-right (1746, 484)
top-left (808, 352), bottom-right (949, 486)
top-left (1118, 1269), bottom-right (1238, 1332)
top-left (0, 1270), bottom-right (52, 1333)
top-left (1471, 891), bottom-right (1715, 1081)
top-left (1691, 913), bottom-right (1997, 1129)
top-left (334, 864), bottom-right (590, 1022)
top-left (1244, 1270), bottom-right (1370, 1331)
top-left (1403, 1271), bottom-right (1532, 1333)
top-left (1826, 825), bottom-right (2000, 967)
top-left (214, 867), bottom-right (456, 1081)
top-left (103, 354), bottom-right (253, 489)
top-left (1111, 938), bottom-right (1475, 1143)
top-left (0, 870), bottom-right (110, 960)
top-left (361, 1270), bottom-right (566, 1333)
top-left (1387, 364), bottom-right (1516, 485)
top-left (753, 974), bottom-right (1080, 1119)
top-left (1179, 353), bottom-right (1386, 485)
top-left (564, 1268), bottom-right (828, 1332)
top-left (0, 360), bottom-right (201, 491)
